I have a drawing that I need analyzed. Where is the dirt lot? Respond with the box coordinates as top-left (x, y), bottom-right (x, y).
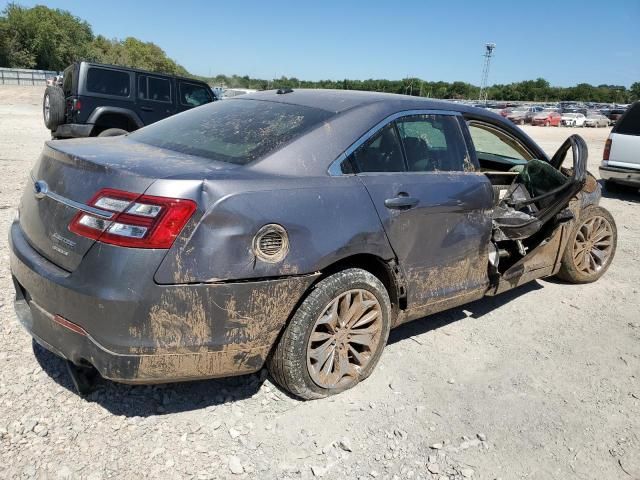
top-left (1, 86), bottom-right (638, 480)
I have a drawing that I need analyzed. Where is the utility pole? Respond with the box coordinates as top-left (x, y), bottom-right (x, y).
top-left (478, 43), bottom-right (496, 104)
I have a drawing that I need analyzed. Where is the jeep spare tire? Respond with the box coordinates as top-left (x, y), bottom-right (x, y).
top-left (97, 128), bottom-right (129, 137)
top-left (43, 86), bottom-right (65, 131)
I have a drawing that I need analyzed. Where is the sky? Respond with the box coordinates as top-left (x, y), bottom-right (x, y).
top-left (3, 0), bottom-right (639, 87)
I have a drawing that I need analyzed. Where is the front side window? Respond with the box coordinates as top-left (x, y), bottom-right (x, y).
top-left (138, 75), bottom-right (171, 103)
top-left (350, 123), bottom-right (405, 173)
top-left (86, 67), bottom-right (130, 97)
top-left (396, 115), bottom-right (470, 172)
top-left (130, 99), bottom-right (333, 165)
top-left (179, 82), bottom-right (212, 106)
top-left (468, 122), bottom-right (534, 167)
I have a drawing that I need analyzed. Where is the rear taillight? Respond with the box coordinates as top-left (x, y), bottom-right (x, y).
top-left (69, 188), bottom-right (196, 248)
top-left (72, 98), bottom-right (82, 111)
top-left (603, 138), bottom-right (612, 162)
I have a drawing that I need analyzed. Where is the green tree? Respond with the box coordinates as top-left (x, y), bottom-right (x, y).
top-left (0, 3), bottom-right (93, 70)
top-left (88, 36), bottom-right (187, 75)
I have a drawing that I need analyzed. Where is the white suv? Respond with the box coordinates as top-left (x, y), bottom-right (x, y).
top-left (600, 102), bottom-right (640, 189)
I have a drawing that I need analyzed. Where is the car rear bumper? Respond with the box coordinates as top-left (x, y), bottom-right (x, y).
top-left (9, 220), bottom-right (318, 383)
top-left (599, 165), bottom-right (640, 187)
top-left (52, 123), bottom-right (93, 139)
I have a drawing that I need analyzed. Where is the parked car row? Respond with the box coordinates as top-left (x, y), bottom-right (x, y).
top-left (471, 101), bottom-right (630, 128)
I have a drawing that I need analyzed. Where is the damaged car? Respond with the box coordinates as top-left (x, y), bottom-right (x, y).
top-left (9, 90), bottom-right (617, 399)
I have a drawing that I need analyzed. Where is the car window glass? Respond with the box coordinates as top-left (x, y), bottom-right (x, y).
top-left (396, 115), bottom-right (471, 172)
top-left (138, 75), bottom-right (171, 103)
top-left (62, 67), bottom-right (73, 96)
top-left (86, 68), bottom-right (130, 97)
top-left (179, 82), bottom-right (211, 106)
top-left (130, 99), bottom-right (334, 165)
top-left (468, 123), bottom-right (534, 161)
top-left (615, 104), bottom-right (640, 135)
top-left (350, 123), bottom-right (405, 173)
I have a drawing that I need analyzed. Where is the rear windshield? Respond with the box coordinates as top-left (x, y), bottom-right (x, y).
top-left (614, 103), bottom-right (640, 135)
top-left (130, 99), bottom-right (334, 165)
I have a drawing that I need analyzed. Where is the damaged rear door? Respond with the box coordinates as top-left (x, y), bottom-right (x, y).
top-left (349, 112), bottom-right (493, 316)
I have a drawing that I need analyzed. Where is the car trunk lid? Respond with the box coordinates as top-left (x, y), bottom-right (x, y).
top-left (18, 137), bottom-right (234, 272)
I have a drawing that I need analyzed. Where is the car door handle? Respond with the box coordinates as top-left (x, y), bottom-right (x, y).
top-left (384, 196), bottom-right (419, 209)
top-left (140, 106), bottom-right (153, 112)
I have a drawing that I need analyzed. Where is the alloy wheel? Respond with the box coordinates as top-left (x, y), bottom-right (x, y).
top-left (306, 289), bottom-right (383, 389)
top-left (572, 215), bottom-right (614, 275)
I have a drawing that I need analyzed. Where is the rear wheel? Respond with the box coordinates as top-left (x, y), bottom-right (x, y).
top-left (556, 206), bottom-right (617, 283)
top-left (97, 128), bottom-right (128, 137)
top-left (43, 86), bottom-right (65, 131)
top-left (268, 268), bottom-right (391, 400)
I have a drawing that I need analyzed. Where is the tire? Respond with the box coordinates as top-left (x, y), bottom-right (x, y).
top-left (603, 179), bottom-right (635, 194)
top-left (268, 268), bottom-right (392, 400)
top-left (97, 128), bottom-right (128, 137)
top-left (544, 120), bottom-right (550, 127)
top-left (603, 179), bottom-right (621, 192)
top-left (556, 205), bottom-right (617, 284)
top-left (43, 86), bottom-right (65, 131)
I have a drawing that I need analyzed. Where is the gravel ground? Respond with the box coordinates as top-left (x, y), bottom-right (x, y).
top-left (1, 86), bottom-right (639, 480)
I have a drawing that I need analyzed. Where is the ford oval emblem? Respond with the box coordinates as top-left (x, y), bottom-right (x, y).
top-left (34, 180), bottom-right (49, 199)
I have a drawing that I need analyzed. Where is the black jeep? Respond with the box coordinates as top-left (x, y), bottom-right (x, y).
top-left (43, 61), bottom-right (215, 138)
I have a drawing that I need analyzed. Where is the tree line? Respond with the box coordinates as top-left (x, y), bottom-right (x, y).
top-left (0, 3), bottom-right (187, 75)
top-left (202, 75), bottom-right (639, 104)
top-left (1, 4), bottom-right (638, 103)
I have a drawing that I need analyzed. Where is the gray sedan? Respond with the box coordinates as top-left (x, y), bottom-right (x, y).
top-left (10, 90), bottom-right (617, 399)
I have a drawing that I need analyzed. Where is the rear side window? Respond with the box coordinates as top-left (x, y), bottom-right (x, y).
top-left (179, 82), bottom-right (212, 106)
top-left (130, 99), bottom-right (334, 165)
top-left (350, 123), bottom-right (405, 173)
top-left (86, 68), bottom-right (130, 97)
top-left (396, 115), bottom-right (471, 172)
top-left (614, 103), bottom-right (640, 135)
top-left (138, 75), bottom-right (171, 103)
top-left (62, 66), bottom-right (74, 97)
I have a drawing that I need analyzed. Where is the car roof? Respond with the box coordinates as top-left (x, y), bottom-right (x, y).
top-left (239, 88), bottom-right (480, 115)
top-left (227, 89), bottom-right (548, 176)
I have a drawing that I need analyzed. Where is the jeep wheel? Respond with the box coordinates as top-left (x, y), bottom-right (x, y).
top-left (97, 128), bottom-right (128, 137)
top-left (43, 86), bottom-right (65, 131)
top-left (268, 268), bottom-right (391, 400)
top-left (556, 206), bottom-right (617, 283)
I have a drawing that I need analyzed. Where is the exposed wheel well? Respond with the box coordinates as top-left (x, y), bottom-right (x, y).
top-left (317, 254), bottom-right (404, 314)
top-left (92, 113), bottom-right (139, 135)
